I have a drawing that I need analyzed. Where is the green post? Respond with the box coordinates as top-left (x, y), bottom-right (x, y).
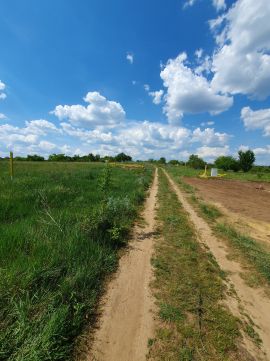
top-left (10, 151), bottom-right (14, 180)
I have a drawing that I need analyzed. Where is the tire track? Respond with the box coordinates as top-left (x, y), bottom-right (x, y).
top-left (84, 168), bottom-right (158, 361)
top-left (163, 169), bottom-right (270, 361)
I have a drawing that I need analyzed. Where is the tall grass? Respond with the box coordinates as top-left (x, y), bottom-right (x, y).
top-left (0, 161), bottom-right (153, 361)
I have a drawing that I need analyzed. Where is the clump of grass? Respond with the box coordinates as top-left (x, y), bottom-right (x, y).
top-left (0, 162), bottom-right (153, 361)
top-left (199, 202), bottom-right (222, 221)
top-left (216, 223), bottom-right (270, 284)
top-left (149, 171), bottom-right (243, 360)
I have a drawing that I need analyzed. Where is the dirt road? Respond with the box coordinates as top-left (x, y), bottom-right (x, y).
top-left (84, 168), bottom-right (158, 361)
top-left (164, 170), bottom-right (270, 361)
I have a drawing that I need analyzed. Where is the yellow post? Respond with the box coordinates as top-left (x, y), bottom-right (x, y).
top-left (10, 151), bottom-right (14, 180)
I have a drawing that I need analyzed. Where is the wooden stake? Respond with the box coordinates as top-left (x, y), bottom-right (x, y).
top-left (10, 151), bottom-right (14, 180)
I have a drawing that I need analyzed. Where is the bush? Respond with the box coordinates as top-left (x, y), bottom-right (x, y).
top-left (168, 160), bottom-right (180, 166)
top-left (86, 196), bottom-right (136, 246)
top-left (214, 156), bottom-right (239, 172)
top-left (238, 150), bottom-right (255, 172)
top-left (187, 154), bottom-right (206, 169)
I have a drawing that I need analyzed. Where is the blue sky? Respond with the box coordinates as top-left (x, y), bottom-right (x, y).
top-left (0, 0), bottom-right (270, 163)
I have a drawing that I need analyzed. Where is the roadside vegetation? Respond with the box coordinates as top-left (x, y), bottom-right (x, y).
top-left (149, 170), bottom-right (245, 361)
top-left (0, 161), bottom-right (153, 361)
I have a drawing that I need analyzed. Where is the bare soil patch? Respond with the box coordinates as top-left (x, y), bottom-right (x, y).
top-left (184, 177), bottom-right (270, 224)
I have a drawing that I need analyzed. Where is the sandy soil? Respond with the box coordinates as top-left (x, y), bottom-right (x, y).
top-left (184, 177), bottom-right (270, 246)
top-left (83, 168), bottom-right (158, 361)
top-left (184, 177), bottom-right (270, 223)
top-left (164, 170), bottom-right (270, 361)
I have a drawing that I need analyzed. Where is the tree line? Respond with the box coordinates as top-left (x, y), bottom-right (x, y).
top-left (0, 152), bottom-right (133, 163)
top-left (1, 149), bottom-right (268, 173)
top-left (186, 150), bottom-right (256, 173)
top-left (151, 150), bottom-right (268, 173)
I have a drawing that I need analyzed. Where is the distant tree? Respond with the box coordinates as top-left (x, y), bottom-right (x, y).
top-left (238, 150), bottom-right (255, 172)
top-left (103, 155), bottom-right (114, 163)
top-left (187, 154), bottom-right (206, 169)
top-left (14, 156), bottom-right (27, 161)
top-left (159, 157), bottom-right (166, 164)
top-left (214, 156), bottom-right (239, 172)
top-left (114, 152), bottom-right (132, 162)
top-left (88, 153), bottom-right (97, 162)
top-left (48, 153), bottom-right (71, 162)
top-left (168, 160), bottom-right (179, 165)
top-left (72, 154), bottom-right (81, 162)
top-left (27, 154), bottom-right (45, 161)
top-left (95, 154), bottom-right (101, 162)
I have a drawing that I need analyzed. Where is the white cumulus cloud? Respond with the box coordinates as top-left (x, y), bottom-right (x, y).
top-left (241, 107), bottom-right (270, 136)
top-left (149, 90), bottom-right (164, 105)
top-left (196, 145), bottom-right (230, 160)
top-left (52, 92), bottom-right (126, 128)
top-left (191, 127), bottom-right (230, 146)
top-left (211, 0), bottom-right (270, 100)
top-left (160, 53), bottom-right (233, 123)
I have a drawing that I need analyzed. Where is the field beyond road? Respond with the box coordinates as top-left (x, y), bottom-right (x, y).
top-left (183, 177), bottom-right (270, 224)
top-left (0, 161), bottom-right (153, 361)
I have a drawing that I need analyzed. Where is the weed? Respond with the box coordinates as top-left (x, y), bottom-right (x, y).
top-left (216, 223), bottom-right (270, 284)
top-left (199, 202), bottom-right (222, 221)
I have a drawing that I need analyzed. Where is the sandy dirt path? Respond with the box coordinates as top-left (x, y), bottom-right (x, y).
top-left (85, 168), bottom-right (158, 361)
top-left (164, 169), bottom-right (270, 361)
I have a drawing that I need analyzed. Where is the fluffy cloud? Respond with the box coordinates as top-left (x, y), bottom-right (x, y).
top-left (126, 52), bottom-right (134, 64)
top-left (0, 80), bottom-right (6, 100)
top-left (0, 89), bottom-right (232, 160)
top-left (212, 0), bottom-right (226, 11)
top-left (211, 0), bottom-right (270, 100)
top-left (58, 119), bottom-right (231, 159)
top-left (241, 107), bottom-right (270, 136)
top-left (195, 48), bottom-right (203, 59)
top-left (160, 53), bottom-right (233, 122)
top-left (0, 124), bottom-right (39, 147)
top-left (196, 145), bottom-right (230, 159)
top-left (24, 119), bottom-right (60, 135)
top-left (0, 113), bottom-right (7, 120)
top-left (191, 127), bottom-right (230, 146)
top-left (60, 122), bottom-right (114, 143)
top-left (52, 92), bottom-right (126, 128)
top-left (37, 141), bottom-right (57, 151)
top-left (155, 0), bottom-right (270, 122)
top-left (251, 145), bottom-right (270, 165)
top-left (0, 120), bottom-right (60, 150)
top-left (184, 0), bottom-right (226, 11)
top-left (253, 145), bottom-right (270, 156)
top-left (148, 90), bottom-right (164, 105)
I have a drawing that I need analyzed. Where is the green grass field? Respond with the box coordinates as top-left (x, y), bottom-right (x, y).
top-left (166, 165), bottom-right (270, 182)
top-left (0, 161), bottom-right (153, 361)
